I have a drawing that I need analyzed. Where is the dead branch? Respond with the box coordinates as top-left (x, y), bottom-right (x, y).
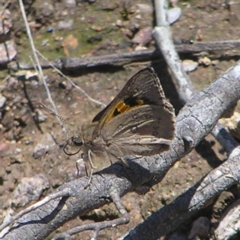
top-left (1, 58), bottom-right (240, 239)
top-left (53, 187), bottom-right (129, 240)
top-left (17, 40), bottom-right (240, 71)
top-left (125, 146), bottom-right (240, 239)
top-left (3, 1), bottom-right (240, 239)
top-left (153, 0), bottom-right (238, 154)
top-left (122, 0), bottom-right (240, 239)
top-left (18, 0), bottom-right (64, 130)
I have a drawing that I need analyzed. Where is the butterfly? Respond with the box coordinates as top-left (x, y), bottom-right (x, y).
top-left (63, 67), bottom-right (175, 180)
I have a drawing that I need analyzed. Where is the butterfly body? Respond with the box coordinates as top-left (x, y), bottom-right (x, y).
top-left (65, 67), bottom-right (175, 175)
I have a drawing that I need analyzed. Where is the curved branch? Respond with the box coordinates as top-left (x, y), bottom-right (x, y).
top-left (2, 58), bottom-right (240, 239)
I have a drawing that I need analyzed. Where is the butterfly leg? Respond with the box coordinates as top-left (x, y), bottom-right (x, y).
top-left (88, 150), bottom-right (97, 169)
top-left (78, 155), bottom-right (94, 188)
top-left (86, 167), bottom-right (94, 187)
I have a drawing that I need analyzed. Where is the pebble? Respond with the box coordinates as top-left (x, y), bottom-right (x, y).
top-left (168, 7), bottom-right (182, 24)
top-left (63, 0), bottom-right (76, 8)
top-left (116, 19), bottom-right (123, 27)
top-left (132, 26), bottom-right (152, 46)
top-left (219, 111), bottom-right (240, 140)
top-left (35, 109), bottom-right (47, 123)
top-left (136, 4), bottom-right (153, 14)
top-left (32, 133), bottom-right (56, 159)
top-left (0, 9), bottom-right (12, 37)
top-left (0, 9), bottom-right (16, 64)
top-left (0, 94), bottom-right (6, 108)
top-left (198, 56), bottom-right (211, 66)
top-left (40, 2), bottom-right (54, 17)
top-left (0, 39), bottom-right (17, 64)
top-left (10, 174), bottom-right (50, 208)
top-left (33, 143), bottom-right (48, 159)
top-left (57, 19), bottom-right (74, 30)
top-left (46, 26), bottom-right (55, 32)
top-left (182, 59), bottom-right (198, 72)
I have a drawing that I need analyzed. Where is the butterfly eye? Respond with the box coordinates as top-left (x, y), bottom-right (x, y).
top-left (63, 137), bottom-right (83, 156)
top-left (72, 137), bottom-right (83, 147)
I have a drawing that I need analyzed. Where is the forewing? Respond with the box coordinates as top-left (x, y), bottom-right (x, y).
top-left (92, 67), bottom-right (173, 138)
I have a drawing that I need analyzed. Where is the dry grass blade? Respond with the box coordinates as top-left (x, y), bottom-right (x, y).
top-left (18, 0), bottom-right (64, 130)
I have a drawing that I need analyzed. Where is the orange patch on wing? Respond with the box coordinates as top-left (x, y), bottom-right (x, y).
top-left (104, 98), bottom-right (145, 124)
top-left (116, 101), bottom-right (131, 113)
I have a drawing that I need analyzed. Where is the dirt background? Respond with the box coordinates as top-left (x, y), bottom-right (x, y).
top-left (0, 0), bottom-right (240, 239)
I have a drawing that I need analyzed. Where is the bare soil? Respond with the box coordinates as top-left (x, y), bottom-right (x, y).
top-left (0, 0), bottom-right (240, 239)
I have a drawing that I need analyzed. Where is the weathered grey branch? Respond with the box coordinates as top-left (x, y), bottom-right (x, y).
top-left (125, 146), bottom-right (240, 239)
top-left (17, 40), bottom-right (240, 71)
top-left (2, 58), bottom-right (240, 240)
top-left (123, 0), bottom-right (240, 239)
top-left (153, 0), bottom-right (238, 154)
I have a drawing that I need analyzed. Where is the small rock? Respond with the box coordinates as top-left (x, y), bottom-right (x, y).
top-left (46, 26), bottom-right (55, 33)
top-left (6, 76), bottom-right (18, 87)
top-left (34, 0), bottom-right (54, 25)
top-left (57, 19), bottom-right (74, 30)
top-left (14, 70), bottom-right (39, 81)
top-left (219, 111), bottom-right (240, 140)
top-left (136, 4), bottom-right (153, 14)
top-left (0, 142), bottom-right (8, 157)
top-left (198, 56), bottom-right (211, 66)
top-left (132, 26), bottom-right (152, 46)
top-left (33, 143), bottom-right (48, 159)
top-left (134, 45), bottom-right (147, 51)
top-left (188, 216), bottom-right (210, 239)
top-left (121, 28), bottom-right (133, 38)
top-left (63, 0), bottom-right (76, 8)
top-left (168, 7), bottom-right (182, 25)
top-left (11, 174), bottom-right (50, 208)
top-left (35, 109), bottom-right (47, 123)
top-left (0, 39), bottom-right (17, 65)
top-left (182, 59), bottom-right (198, 72)
top-left (61, 34), bottom-right (78, 56)
top-left (33, 133), bottom-right (55, 159)
top-left (116, 19), bottom-right (123, 27)
top-left (212, 60), bottom-right (219, 66)
top-left (39, 1), bottom-right (54, 18)
top-left (0, 9), bottom-right (12, 38)
top-left (0, 94), bottom-right (6, 108)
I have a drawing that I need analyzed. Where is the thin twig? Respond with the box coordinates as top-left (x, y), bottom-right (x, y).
top-left (36, 50), bottom-right (106, 108)
top-left (53, 186), bottom-right (129, 239)
top-left (0, 189), bottom-right (71, 236)
top-left (18, 0), bottom-right (64, 130)
top-left (2, 58), bottom-right (240, 239)
top-left (0, 0), bottom-right (11, 16)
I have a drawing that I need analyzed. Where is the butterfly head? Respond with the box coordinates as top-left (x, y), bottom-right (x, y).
top-left (63, 135), bottom-right (84, 156)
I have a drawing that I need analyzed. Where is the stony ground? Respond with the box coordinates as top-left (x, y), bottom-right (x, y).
top-left (0, 0), bottom-right (240, 239)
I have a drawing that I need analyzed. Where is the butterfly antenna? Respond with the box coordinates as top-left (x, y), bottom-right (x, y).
top-left (49, 132), bottom-right (63, 148)
top-left (39, 102), bottom-right (69, 141)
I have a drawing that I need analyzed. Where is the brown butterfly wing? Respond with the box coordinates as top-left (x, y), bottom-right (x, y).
top-left (98, 104), bottom-right (175, 157)
top-left (92, 67), bottom-right (174, 139)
